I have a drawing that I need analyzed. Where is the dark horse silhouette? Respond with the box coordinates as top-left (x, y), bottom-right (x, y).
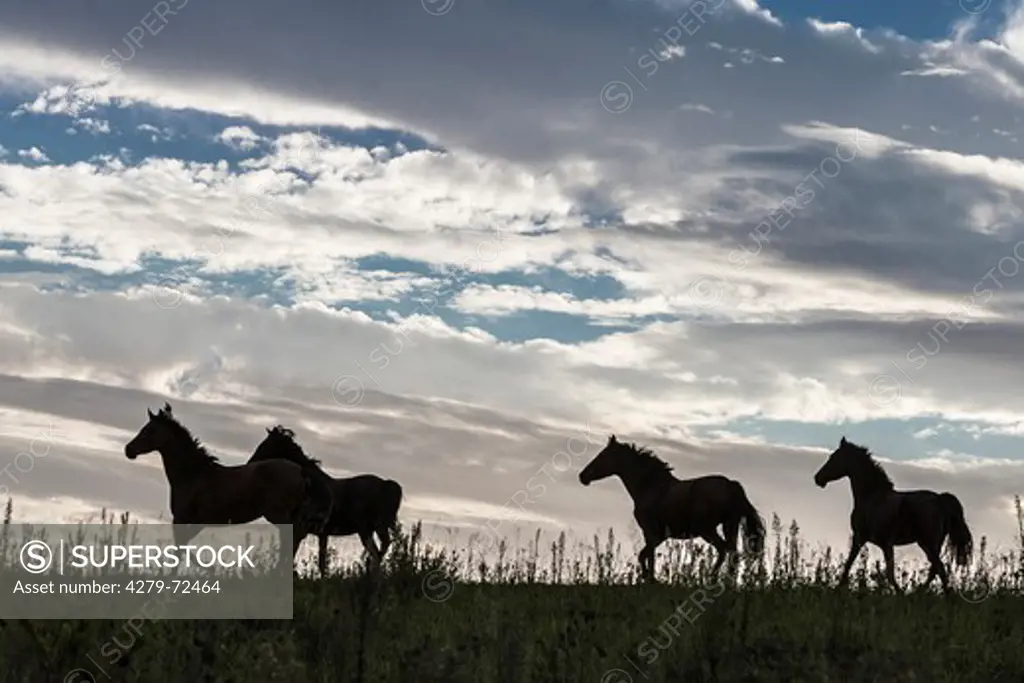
top-left (249, 425), bottom-right (403, 575)
top-left (579, 435), bottom-right (765, 582)
top-left (814, 436), bottom-right (973, 592)
top-left (124, 403), bottom-right (334, 564)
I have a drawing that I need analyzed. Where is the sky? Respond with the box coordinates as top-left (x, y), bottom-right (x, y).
top-left (2, 0), bottom-right (1024, 569)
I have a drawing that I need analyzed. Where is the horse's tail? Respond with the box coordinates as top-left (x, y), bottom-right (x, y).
top-left (298, 467), bottom-right (335, 535)
top-left (940, 492), bottom-right (973, 567)
top-left (731, 480), bottom-right (765, 555)
top-left (377, 479), bottom-right (403, 531)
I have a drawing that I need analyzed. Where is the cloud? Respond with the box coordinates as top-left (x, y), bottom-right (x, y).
top-left (733, 0), bottom-right (782, 27)
top-left (214, 125), bottom-right (266, 152)
top-left (69, 117), bottom-right (111, 135)
top-left (17, 147), bottom-right (49, 162)
top-left (136, 123), bottom-right (174, 142)
top-left (678, 103), bottom-right (717, 115)
top-left (806, 18), bottom-right (883, 53)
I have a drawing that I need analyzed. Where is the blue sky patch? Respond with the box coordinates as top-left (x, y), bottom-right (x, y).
top-left (1, 95), bottom-right (436, 171)
top-left (706, 416), bottom-right (1024, 463)
top-left (763, 0), bottom-right (1006, 40)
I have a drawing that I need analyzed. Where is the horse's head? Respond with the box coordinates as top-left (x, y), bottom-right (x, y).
top-left (579, 435), bottom-right (627, 486)
top-left (125, 402), bottom-right (176, 460)
top-left (255, 425), bottom-right (321, 467)
top-left (814, 436), bottom-right (861, 488)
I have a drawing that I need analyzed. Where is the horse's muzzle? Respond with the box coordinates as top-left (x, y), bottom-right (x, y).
top-left (578, 473), bottom-right (591, 486)
top-left (813, 475), bottom-right (826, 488)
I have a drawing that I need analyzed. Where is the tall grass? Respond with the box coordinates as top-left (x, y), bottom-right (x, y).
top-left (1, 498), bottom-right (1023, 681)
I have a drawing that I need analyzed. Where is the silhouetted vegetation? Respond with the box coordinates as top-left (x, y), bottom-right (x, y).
top-left (2, 499), bottom-right (1024, 682)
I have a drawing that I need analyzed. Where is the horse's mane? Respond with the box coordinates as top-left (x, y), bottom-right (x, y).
top-left (846, 440), bottom-right (894, 491)
top-left (619, 440), bottom-right (674, 477)
top-left (155, 408), bottom-right (220, 465)
top-left (262, 425), bottom-right (322, 466)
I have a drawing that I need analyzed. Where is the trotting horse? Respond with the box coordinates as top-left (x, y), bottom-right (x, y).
top-left (814, 436), bottom-right (973, 592)
top-left (123, 403), bottom-right (334, 565)
top-left (249, 425), bottom-right (404, 575)
top-left (579, 435), bottom-right (765, 582)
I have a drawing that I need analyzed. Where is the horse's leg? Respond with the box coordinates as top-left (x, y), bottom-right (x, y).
top-left (915, 540), bottom-right (938, 591)
top-left (261, 507), bottom-right (300, 576)
top-left (700, 529), bottom-right (731, 578)
top-left (921, 564), bottom-right (937, 591)
top-left (638, 528), bottom-right (661, 582)
top-left (376, 526), bottom-right (392, 560)
top-left (285, 469), bottom-right (326, 576)
top-left (638, 543), bottom-right (656, 582)
top-left (921, 539), bottom-right (950, 593)
top-left (268, 506), bottom-right (304, 576)
top-left (838, 534), bottom-right (866, 588)
top-left (935, 551), bottom-right (951, 594)
top-left (722, 518), bottom-right (741, 578)
top-left (359, 531), bottom-right (382, 568)
top-left (318, 534), bottom-right (329, 577)
top-left (172, 522), bottom-right (203, 576)
top-left (286, 527), bottom-right (306, 577)
top-left (881, 544), bottom-right (901, 593)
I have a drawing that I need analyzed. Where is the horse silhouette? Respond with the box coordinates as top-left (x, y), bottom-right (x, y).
top-left (814, 436), bottom-right (973, 592)
top-left (250, 425), bottom-right (403, 575)
top-left (123, 403), bottom-right (333, 564)
top-left (579, 434), bottom-right (765, 582)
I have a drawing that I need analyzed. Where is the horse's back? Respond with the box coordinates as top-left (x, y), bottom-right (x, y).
top-left (326, 473), bottom-right (402, 533)
top-left (226, 458), bottom-right (301, 475)
top-left (690, 474), bottom-right (736, 484)
top-left (678, 474), bottom-right (739, 491)
top-left (335, 473), bottom-right (392, 495)
top-left (215, 458), bottom-right (303, 488)
top-left (894, 488), bottom-right (948, 507)
top-left (342, 473), bottom-right (389, 485)
top-left (861, 488), bottom-right (951, 546)
top-left (660, 474), bottom-right (742, 526)
top-left (895, 487), bottom-right (939, 496)
top-left (193, 459), bottom-right (306, 523)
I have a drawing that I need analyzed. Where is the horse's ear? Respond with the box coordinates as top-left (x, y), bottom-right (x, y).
top-left (608, 434), bottom-right (617, 444)
top-left (163, 402), bottom-right (172, 414)
top-left (266, 427), bottom-right (272, 434)
top-left (840, 436), bottom-right (847, 446)
top-left (146, 408), bottom-right (155, 419)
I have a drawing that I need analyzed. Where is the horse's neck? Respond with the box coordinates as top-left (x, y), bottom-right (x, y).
top-left (246, 447), bottom-right (264, 463)
top-left (847, 468), bottom-right (890, 507)
top-left (249, 442), bottom-right (278, 463)
top-left (617, 466), bottom-right (672, 504)
top-left (257, 445), bottom-right (313, 472)
top-left (157, 446), bottom-right (215, 487)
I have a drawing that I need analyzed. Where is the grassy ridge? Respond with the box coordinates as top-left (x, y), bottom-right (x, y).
top-left (3, 503), bottom-right (1024, 682)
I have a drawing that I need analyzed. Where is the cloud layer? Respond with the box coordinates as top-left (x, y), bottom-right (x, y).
top-left (1, 0), bottom-right (1024, 568)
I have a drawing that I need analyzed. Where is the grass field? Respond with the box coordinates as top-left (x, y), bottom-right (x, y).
top-left (2, 501), bottom-right (1024, 683)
